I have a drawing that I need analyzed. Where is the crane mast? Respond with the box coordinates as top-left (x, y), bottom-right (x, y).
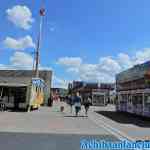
top-left (35, 6), bottom-right (45, 78)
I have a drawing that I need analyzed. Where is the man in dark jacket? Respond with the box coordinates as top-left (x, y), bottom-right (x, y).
top-left (73, 92), bottom-right (81, 116)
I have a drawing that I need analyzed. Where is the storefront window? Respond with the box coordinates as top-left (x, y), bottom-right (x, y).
top-left (128, 94), bottom-right (132, 103)
top-left (144, 94), bottom-right (150, 105)
top-left (132, 94), bottom-right (142, 105)
top-left (121, 94), bottom-right (128, 102)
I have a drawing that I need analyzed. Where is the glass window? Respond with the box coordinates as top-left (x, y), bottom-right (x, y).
top-left (144, 94), bottom-right (150, 105)
top-left (132, 94), bottom-right (142, 105)
top-left (121, 94), bottom-right (127, 102)
top-left (15, 87), bottom-right (27, 103)
top-left (128, 94), bottom-right (132, 103)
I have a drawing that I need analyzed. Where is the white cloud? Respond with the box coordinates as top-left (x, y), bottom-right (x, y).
top-left (0, 52), bottom-right (33, 70)
top-left (57, 56), bottom-right (118, 83)
top-left (57, 57), bottom-right (82, 67)
top-left (117, 53), bottom-right (133, 69)
top-left (77, 63), bottom-right (116, 83)
top-left (78, 64), bottom-right (99, 81)
top-left (52, 76), bottom-right (69, 89)
top-left (10, 51), bottom-right (33, 68)
top-left (3, 35), bottom-right (35, 50)
top-left (0, 52), bottom-right (51, 71)
top-left (56, 48), bottom-right (150, 84)
top-left (6, 5), bottom-right (34, 30)
top-left (39, 66), bottom-right (52, 70)
top-left (134, 48), bottom-right (150, 64)
top-left (67, 67), bottom-right (79, 74)
top-left (99, 57), bottom-right (121, 74)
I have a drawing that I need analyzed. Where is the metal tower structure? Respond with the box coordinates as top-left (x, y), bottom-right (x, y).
top-left (35, 3), bottom-right (45, 78)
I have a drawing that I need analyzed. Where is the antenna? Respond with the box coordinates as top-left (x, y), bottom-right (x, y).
top-left (35, 0), bottom-right (45, 78)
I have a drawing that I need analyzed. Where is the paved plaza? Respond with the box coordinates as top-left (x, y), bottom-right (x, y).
top-left (91, 105), bottom-right (150, 141)
top-left (0, 102), bottom-right (118, 150)
top-left (0, 102), bottom-right (150, 150)
top-left (0, 102), bottom-right (117, 136)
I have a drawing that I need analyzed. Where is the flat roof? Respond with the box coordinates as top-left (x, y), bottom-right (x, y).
top-left (116, 61), bottom-right (150, 83)
top-left (0, 83), bottom-right (27, 87)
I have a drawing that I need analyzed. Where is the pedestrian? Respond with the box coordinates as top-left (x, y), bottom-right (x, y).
top-left (74, 92), bottom-right (81, 117)
top-left (60, 98), bottom-right (65, 113)
top-left (48, 96), bottom-right (53, 107)
top-left (68, 94), bottom-right (74, 113)
top-left (83, 96), bottom-right (92, 116)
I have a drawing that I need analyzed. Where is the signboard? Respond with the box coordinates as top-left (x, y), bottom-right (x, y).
top-left (32, 78), bottom-right (45, 88)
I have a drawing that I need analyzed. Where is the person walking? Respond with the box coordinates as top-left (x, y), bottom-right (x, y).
top-left (68, 94), bottom-right (74, 113)
top-left (83, 96), bottom-right (92, 116)
top-left (74, 92), bottom-right (81, 117)
top-left (48, 96), bottom-right (53, 107)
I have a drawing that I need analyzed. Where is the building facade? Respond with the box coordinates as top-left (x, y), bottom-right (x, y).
top-left (0, 70), bottom-right (52, 106)
top-left (116, 61), bottom-right (150, 117)
top-left (51, 88), bottom-right (68, 101)
top-left (68, 81), bottom-right (115, 106)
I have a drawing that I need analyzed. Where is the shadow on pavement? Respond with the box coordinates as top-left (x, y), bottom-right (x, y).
top-left (96, 111), bottom-right (150, 128)
top-left (64, 115), bottom-right (87, 118)
top-left (7, 109), bottom-right (27, 113)
top-left (7, 107), bottom-right (38, 113)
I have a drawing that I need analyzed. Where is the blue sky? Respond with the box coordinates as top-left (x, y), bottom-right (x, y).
top-left (1, 0), bottom-right (150, 88)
